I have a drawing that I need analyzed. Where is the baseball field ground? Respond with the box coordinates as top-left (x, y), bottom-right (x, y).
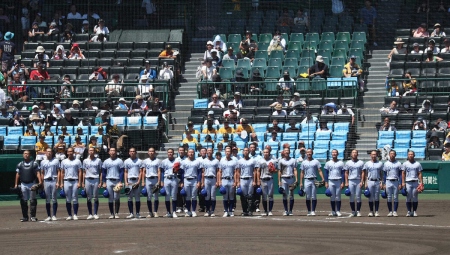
top-left (1, 194), bottom-right (449, 254)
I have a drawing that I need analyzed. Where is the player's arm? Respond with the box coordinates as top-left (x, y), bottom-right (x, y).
top-left (215, 167), bottom-right (220, 187)
top-left (299, 167), bottom-right (304, 188)
top-left (256, 167), bottom-right (261, 186)
top-left (323, 164), bottom-right (329, 188)
top-left (318, 165), bottom-right (324, 182)
top-left (140, 167), bottom-right (145, 186)
top-left (98, 163), bottom-right (103, 188)
top-left (158, 167), bottom-right (163, 186)
top-left (360, 168), bottom-right (365, 188)
top-left (81, 164), bottom-right (86, 188)
top-left (201, 167), bottom-right (205, 188)
top-left (401, 168), bottom-right (406, 187)
top-left (418, 171), bottom-right (423, 185)
top-left (233, 168), bottom-right (238, 187)
top-left (124, 168), bottom-right (129, 186)
top-left (78, 167), bottom-right (82, 188)
top-left (278, 164), bottom-right (282, 187)
top-left (344, 165), bottom-right (349, 186)
top-left (363, 168), bottom-right (368, 188)
top-left (60, 167), bottom-right (65, 188)
top-left (379, 167), bottom-right (384, 189)
top-left (119, 166), bottom-right (125, 186)
top-left (217, 168), bottom-right (222, 186)
top-left (102, 167), bottom-right (107, 188)
top-left (340, 166), bottom-right (345, 189)
top-left (235, 167), bottom-right (241, 187)
top-left (252, 167), bottom-right (257, 187)
top-left (14, 172), bottom-right (20, 188)
top-left (293, 163), bottom-right (298, 184)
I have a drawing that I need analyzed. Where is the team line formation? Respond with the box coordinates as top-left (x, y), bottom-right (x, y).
top-left (14, 144), bottom-right (424, 222)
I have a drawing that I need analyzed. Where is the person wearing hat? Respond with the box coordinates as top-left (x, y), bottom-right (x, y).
top-left (88, 135), bottom-right (100, 157)
top-left (116, 98), bottom-right (129, 110)
top-left (29, 104), bottom-right (45, 120)
top-left (441, 39), bottom-right (450, 53)
top-left (89, 66), bottom-right (105, 81)
top-left (159, 61), bottom-right (174, 80)
top-left (34, 46), bottom-right (50, 68)
top-left (52, 44), bottom-right (68, 60)
top-left (240, 30), bottom-right (258, 51)
top-left (69, 100), bottom-right (81, 111)
top-left (431, 23), bottom-right (446, 37)
top-left (223, 102), bottom-right (240, 119)
top-left (95, 126), bottom-right (105, 136)
top-left (81, 20), bottom-right (91, 34)
top-left (387, 38), bottom-right (406, 62)
top-left (267, 119), bottom-right (284, 133)
top-left (301, 112), bottom-right (318, 124)
top-left (286, 120), bottom-right (300, 132)
top-left (41, 124), bottom-right (54, 136)
top-left (418, 99), bottom-right (434, 114)
top-left (442, 143), bottom-right (450, 161)
top-left (7, 73), bottom-right (26, 101)
top-left (140, 60), bottom-right (157, 79)
top-left (159, 44), bottom-right (176, 59)
top-left (343, 55), bottom-right (364, 91)
top-left (412, 117), bottom-right (427, 130)
top-left (47, 21), bottom-right (60, 35)
top-left (424, 39), bottom-right (440, 54)
top-left (278, 70), bottom-right (294, 95)
top-left (222, 46), bottom-right (237, 62)
top-left (236, 41), bottom-right (255, 61)
top-left (75, 127), bottom-right (84, 136)
top-left (337, 103), bottom-right (355, 125)
top-left (413, 23), bottom-right (429, 38)
top-left (58, 126), bottom-right (70, 136)
top-left (185, 121), bottom-right (200, 135)
top-left (182, 129), bottom-right (198, 144)
top-left (94, 19), bottom-right (109, 35)
top-left (68, 43), bottom-right (85, 59)
top-left (35, 135), bottom-right (49, 161)
top-left (202, 118), bottom-right (218, 134)
top-left (270, 95), bottom-right (288, 108)
top-left (236, 118), bottom-right (255, 137)
top-left (0, 31), bottom-right (16, 75)
top-left (90, 33), bottom-right (107, 43)
top-left (29, 63), bottom-right (50, 81)
top-left (212, 35), bottom-right (227, 55)
top-left (72, 135), bottom-right (86, 160)
top-left (203, 111), bottom-right (220, 126)
top-left (272, 103), bottom-right (287, 116)
top-left (24, 123), bottom-right (38, 136)
top-left (208, 93), bottom-right (224, 109)
top-left (0, 104), bottom-right (12, 119)
top-left (95, 110), bottom-right (110, 126)
top-left (58, 109), bottom-right (76, 126)
top-left (5, 96), bottom-right (18, 112)
top-left (410, 43), bottom-right (423, 54)
top-left (308, 55), bottom-right (329, 79)
top-left (249, 69), bottom-right (263, 94)
top-left (267, 34), bottom-right (284, 55)
top-left (210, 49), bottom-right (222, 69)
top-left (105, 74), bottom-right (123, 96)
top-left (204, 40), bottom-right (214, 60)
top-left (218, 118), bottom-right (235, 134)
top-left (288, 92), bottom-right (302, 107)
top-left (83, 98), bottom-right (98, 110)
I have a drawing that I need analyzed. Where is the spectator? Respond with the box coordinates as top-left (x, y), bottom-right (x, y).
top-left (60, 29), bottom-right (73, 43)
top-left (90, 33), bottom-right (106, 42)
top-left (105, 74), bottom-right (123, 96)
top-left (93, 19), bottom-right (109, 35)
top-left (236, 41), bottom-right (255, 61)
top-left (182, 129), bottom-right (198, 144)
top-left (267, 119), bottom-right (284, 133)
top-left (221, 133), bottom-right (230, 143)
top-left (60, 75), bottom-right (73, 98)
top-left (208, 93), bottom-right (224, 108)
top-left (402, 72), bottom-right (417, 95)
top-left (138, 75), bottom-right (153, 99)
top-left (380, 101), bottom-right (399, 114)
top-left (272, 103), bottom-right (287, 116)
top-left (288, 92), bottom-right (302, 107)
top-left (277, 71), bottom-right (294, 95)
top-left (274, 31), bottom-right (287, 51)
top-left (343, 55), bottom-right (364, 92)
top-left (428, 131), bottom-right (442, 149)
top-left (418, 99), bottom-right (434, 113)
top-left (430, 118), bottom-right (446, 132)
top-left (47, 22), bottom-right (59, 36)
top-left (387, 38), bottom-right (406, 62)
top-left (360, 0), bottom-right (377, 46)
top-left (270, 95), bottom-right (288, 107)
top-left (33, 46), bottom-right (50, 68)
top-left (268, 131), bottom-right (279, 142)
top-left (285, 120), bottom-right (300, 132)
top-left (67, 5), bottom-right (82, 19)
top-left (294, 8), bottom-right (309, 28)
top-left (249, 69), bottom-right (263, 94)
top-left (24, 124), bottom-right (38, 136)
top-left (204, 41), bottom-right (213, 60)
top-left (210, 50), bottom-right (222, 69)
top-left (13, 112), bottom-right (25, 126)
top-left (267, 35), bottom-right (284, 55)
top-left (203, 111), bottom-right (220, 126)
top-left (277, 8), bottom-right (294, 27)
top-left (7, 60), bottom-right (29, 81)
top-left (431, 23), bottom-right (446, 37)
top-left (227, 110), bottom-right (239, 124)
top-left (445, 133), bottom-right (450, 145)
top-left (290, 102), bottom-right (307, 116)
top-left (230, 92), bottom-right (244, 109)
top-left (212, 35), bottom-right (227, 57)
top-left (134, 95), bottom-right (149, 114)
top-left (301, 112), bottom-right (318, 124)
top-left (308, 55), bottom-right (329, 78)
top-left (82, 9), bottom-right (101, 20)
top-left (0, 105), bottom-right (12, 119)
top-left (84, 98), bottom-right (98, 110)
top-left (317, 121), bottom-right (331, 132)
top-left (81, 20), bottom-right (91, 34)
top-left (337, 103), bottom-right (355, 125)
top-left (424, 39), bottom-right (440, 54)
top-left (399, 102), bottom-right (414, 114)
top-left (412, 117), bottom-right (427, 130)
top-left (28, 22), bottom-right (44, 41)
top-left (20, 8), bottom-right (30, 42)
top-left (223, 102), bottom-right (240, 118)
top-left (5, 97), bottom-right (18, 112)
top-left (441, 39), bottom-right (450, 53)
top-left (51, 12), bottom-right (63, 30)
top-left (0, 32), bottom-right (16, 79)
top-left (52, 45), bottom-right (67, 60)
top-left (159, 62), bottom-right (174, 80)
top-left (234, 69), bottom-right (248, 94)
top-left (33, 13), bottom-right (47, 28)
top-left (58, 109), bottom-right (76, 126)
top-left (240, 30), bottom-right (258, 51)
top-left (95, 110), bottom-right (110, 126)
top-left (68, 43), bottom-right (85, 59)
top-left (159, 45), bottom-right (177, 59)
top-left (78, 117), bottom-right (92, 127)
top-left (236, 118), bottom-right (255, 136)
top-left (442, 143), bottom-right (450, 161)
top-left (140, 60), bottom-right (157, 79)
top-left (29, 104), bottom-right (45, 120)
top-left (142, 0), bottom-right (157, 26)
top-left (186, 121), bottom-right (200, 135)
top-left (410, 43), bottom-right (423, 54)
top-left (8, 73), bottom-right (26, 101)
top-left (425, 51), bottom-right (443, 62)
top-left (89, 66), bottom-right (106, 81)
top-left (147, 97), bottom-right (167, 120)
top-left (30, 63), bottom-right (50, 81)
top-left (202, 118), bottom-right (217, 134)
top-left (114, 98), bottom-right (128, 110)
top-left (222, 47), bottom-right (237, 63)
top-left (69, 100), bottom-right (81, 111)
top-left (413, 23), bottom-right (429, 38)
top-left (321, 103), bottom-right (337, 115)
top-left (379, 117), bottom-right (396, 131)
top-left (218, 118), bottom-right (235, 134)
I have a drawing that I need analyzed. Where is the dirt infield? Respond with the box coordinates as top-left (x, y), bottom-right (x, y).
top-left (1, 197), bottom-right (450, 255)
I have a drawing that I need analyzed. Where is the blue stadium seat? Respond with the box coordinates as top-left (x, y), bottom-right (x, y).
top-left (20, 136), bottom-right (37, 150)
top-left (395, 148), bottom-right (408, 159)
top-left (200, 142), bottom-right (214, 149)
top-left (235, 141), bottom-right (247, 150)
top-left (79, 126), bottom-right (89, 135)
top-left (127, 116), bottom-right (143, 130)
top-left (90, 126), bottom-right (99, 135)
top-left (313, 140), bottom-right (329, 150)
top-left (58, 126), bottom-right (75, 135)
top-left (265, 133), bottom-right (282, 142)
top-left (181, 142), bottom-right (197, 151)
top-left (110, 117), bottom-right (127, 131)
top-left (299, 132), bottom-right (315, 141)
top-left (4, 135), bottom-right (20, 151)
top-left (410, 139), bottom-right (427, 148)
top-left (333, 123), bottom-right (349, 132)
top-left (394, 139), bottom-right (410, 149)
top-left (252, 124), bottom-right (268, 132)
top-left (44, 136), bottom-right (54, 147)
top-left (301, 123), bottom-right (317, 133)
top-left (264, 141), bottom-right (280, 151)
top-left (282, 132), bottom-right (298, 141)
top-left (395, 131), bottom-right (411, 140)
top-left (315, 131), bottom-right (331, 140)
top-left (143, 116), bottom-right (159, 129)
top-left (282, 141), bottom-right (296, 150)
top-left (7, 127), bottom-right (23, 136)
top-left (332, 131), bottom-right (347, 140)
top-left (330, 140), bottom-right (346, 151)
top-left (199, 134), bottom-right (211, 142)
top-left (253, 132), bottom-right (266, 142)
top-left (313, 149), bottom-right (328, 160)
top-left (412, 130), bottom-right (427, 139)
top-left (378, 131), bottom-right (394, 140)
top-left (299, 140), bottom-right (313, 149)
top-left (193, 99), bottom-right (208, 108)
top-left (377, 139), bottom-right (393, 149)
top-left (0, 126), bottom-right (6, 136)
top-left (408, 147), bottom-right (425, 159)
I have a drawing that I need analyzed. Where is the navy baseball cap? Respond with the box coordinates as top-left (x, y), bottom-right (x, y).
top-left (350, 55), bottom-right (356, 59)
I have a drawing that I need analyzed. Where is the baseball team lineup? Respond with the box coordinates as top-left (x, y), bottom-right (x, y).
top-left (14, 144), bottom-right (425, 222)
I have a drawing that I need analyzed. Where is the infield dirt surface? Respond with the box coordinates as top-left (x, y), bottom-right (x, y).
top-left (1, 196), bottom-right (449, 255)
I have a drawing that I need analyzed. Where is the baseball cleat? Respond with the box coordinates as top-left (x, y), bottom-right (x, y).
top-left (191, 212), bottom-right (197, 217)
top-left (223, 212), bottom-right (229, 217)
top-left (153, 212), bottom-right (159, 218)
top-left (184, 208), bottom-right (188, 213)
top-left (310, 211), bottom-right (316, 216)
top-left (413, 211), bottom-right (418, 217)
top-left (172, 212), bottom-right (178, 218)
top-left (336, 211), bottom-right (342, 217)
top-left (147, 214), bottom-right (152, 218)
top-left (126, 213), bottom-right (134, 219)
top-left (93, 214), bottom-right (99, 220)
top-left (268, 211), bottom-right (273, 216)
top-left (114, 214), bottom-right (120, 219)
top-left (31, 217), bottom-right (37, 222)
top-left (374, 212), bottom-right (380, 217)
top-left (45, 216), bottom-right (52, 221)
top-left (387, 212), bottom-right (393, 217)
top-left (164, 213), bottom-right (172, 218)
top-left (198, 208), bottom-right (205, 212)
top-left (230, 212), bottom-right (235, 217)
top-left (66, 216), bottom-right (73, 221)
top-left (73, 215), bottom-right (78, 220)
top-left (256, 208), bottom-right (261, 212)
top-left (204, 213), bottom-right (210, 217)
top-left (356, 211), bottom-right (361, 217)
top-left (406, 211), bottom-right (411, 217)
top-left (185, 213), bottom-right (191, 217)
top-left (349, 211), bottom-right (355, 217)
top-left (136, 213), bottom-right (141, 219)
top-left (262, 211), bottom-right (268, 216)
top-left (368, 212), bottom-right (374, 217)
top-left (210, 213), bottom-right (216, 217)
top-left (393, 211), bottom-right (398, 217)
top-left (87, 215), bottom-right (94, 220)
top-left (307, 211), bottom-right (312, 216)
top-left (328, 211), bottom-right (336, 217)
top-left (283, 211), bottom-right (288, 216)
top-left (20, 217), bottom-right (28, 222)
top-left (109, 214), bottom-right (115, 219)
top-left (51, 216), bottom-right (57, 221)
top-left (288, 211), bottom-right (293, 216)
top-left (176, 208), bottom-right (182, 213)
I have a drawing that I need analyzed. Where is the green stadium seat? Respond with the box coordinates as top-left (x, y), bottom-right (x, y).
top-left (303, 41), bottom-right (318, 50)
top-left (258, 42), bottom-right (270, 50)
top-left (251, 66), bottom-right (266, 78)
top-left (348, 48), bottom-right (364, 60)
top-left (228, 42), bottom-right (240, 53)
top-left (235, 67), bottom-right (250, 78)
top-left (329, 65), bottom-right (343, 78)
top-left (290, 33), bottom-right (304, 44)
top-left (352, 32), bottom-right (367, 44)
top-left (228, 34), bottom-right (242, 43)
top-left (221, 59), bottom-right (236, 69)
top-left (350, 40), bottom-right (365, 51)
top-left (284, 58), bottom-right (299, 68)
top-left (268, 58), bottom-right (282, 69)
top-left (332, 49), bottom-right (347, 58)
top-left (305, 33), bottom-right (319, 43)
top-left (318, 41), bottom-right (333, 51)
top-left (269, 50), bottom-right (284, 60)
top-left (253, 58), bottom-right (267, 69)
top-left (214, 34), bottom-right (227, 43)
top-left (334, 40), bottom-right (349, 52)
top-left (285, 49), bottom-right (300, 59)
top-left (295, 79), bottom-right (310, 91)
top-left (287, 41), bottom-right (302, 51)
top-left (297, 66), bottom-right (309, 76)
top-left (321, 32), bottom-right (335, 43)
top-left (259, 33), bottom-right (273, 43)
top-left (255, 50), bottom-right (268, 60)
top-left (317, 49), bottom-right (332, 59)
top-left (336, 32), bottom-right (351, 43)
top-left (301, 49), bottom-right (315, 59)
top-left (219, 67), bottom-right (234, 80)
top-left (264, 79), bottom-right (279, 94)
top-left (266, 66), bottom-right (282, 79)
top-left (237, 59), bottom-right (251, 70)
top-left (331, 57), bottom-right (345, 67)
top-left (299, 57), bottom-right (313, 67)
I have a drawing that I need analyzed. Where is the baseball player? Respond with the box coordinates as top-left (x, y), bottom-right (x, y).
top-left (324, 149), bottom-right (345, 217)
top-left (197, 148), bottom-right (207, 213)
top-left (180, 148), bottom-right (202, 217)
top-left (257, 148), bottom-right (277, 216)
top-left (236, 147), bottom-right (257, 216)
top-left (40, 148), bottom-right (60, 221)
top-left (249, 143), bottom-right (262, 213)
top-left (401, 151), bottom-right (423, 217)
top-left (176, 146), bottom-right (187, 214)
top-left (14, 150), bottom-right (41, 222)
top-left (124, 147), bottom-right (143, 219)
top-left (201, 148), bottom-right (220, 217)
top-left (218, 146), bottom-right (238, 217)
top-left (82, 147), bottom-right (103, 220)
top-left (60, 147), bottom-right (83, 221)
top-left (363, 150), bottom-right (384, 217)
top-left (141, 147), bottom-right (161, 218)
top-left (102, 147), bottom-right (125, 219)
top-left (344, 149), bottom-right (365, 217)
top-left (159, 148), bottom-right (180, 218)
top-left (278, 147), bottom-right (298, 216)
top-left (300, 149), bottom-right (324, 216)
top-left (383, 150), bottom-right (402, 217)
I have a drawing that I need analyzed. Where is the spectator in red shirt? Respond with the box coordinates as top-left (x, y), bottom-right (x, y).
top-left (29, 63), bottom-right (50, 80)
top-left (8, 73), bottom-right (26, 101)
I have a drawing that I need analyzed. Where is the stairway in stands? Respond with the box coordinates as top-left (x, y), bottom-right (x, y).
top-left (355, 49), bottom-right (390, 160)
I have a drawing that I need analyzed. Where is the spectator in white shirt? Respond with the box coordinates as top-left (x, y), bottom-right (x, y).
top-left (207, 94), bottom-right (224, 108)
top-left (441, 39), bottom-right (450, 53)
top-left (67, 5), bottom-right (82, 19)
top-left (93, 19), bottom-right (109, 35)
top-left (229, 92), bottom-right (244, 109)
top-left (336, 103), bottom-right (355, 125)
top-left (410, 43), bottom-right (423, 54)
top-left (90, 33), bottom-right (107, 42)
top-left (201, 59), bottom-right (216, 81)
top-left (223, 102), bottom-right (240, 118)
top-left (158, 62), bottom-right (173, 80)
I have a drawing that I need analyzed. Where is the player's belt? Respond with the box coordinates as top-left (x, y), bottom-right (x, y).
top-left (261, 177), bottom-right (272, 181)
top-left (387, 179), bottom-right (398, 181)
top-left (146, 176), bottom-right (157, 179)
top-left (306, 177), bottom-right (315, 180)
top-left (185, 177), bottom-right (196, 180)
top-left (406, 180), bottom-right (417, 182)
top-left (329, 179), bottom-right (341, 181)
top-left (64, 178), bottom-right (77, 181)
top-left (45, 177), bottom-right (56, 181)
top-left (129, 178), bottom-right (138, 181)
top-left (205, 176), bottom-right (216, 179)
top-left (240, 177), bottom-right (251, 180)
top-left (222, 177), bottom-right (233, 180)
top-left (86, 177), bottom-right (98, 180)
top-left (108, 178), bottom-right (119, 181)
top-left (369, 179), bottom-right (380, 181)
top-left (165, 175), bottom-right (175, 179)
top-left (282, 176), bottom-right (294, 179)
top-left (22, 182), bottom-right (34, 185)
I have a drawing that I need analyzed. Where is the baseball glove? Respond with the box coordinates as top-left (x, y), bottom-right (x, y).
top-left (132, 183), bottom-right (140, 189)
top-left (113, 183), bottom-right (123, 192)
top-left (289, 182), bottom-right (297, 191)
top-left (30, 183), bottom-right (41, 191)
top-left (417, 183), bottom-right (424, 193)
top-left (173, 162), bottom-right (181, 173)
top-left (268, 162), bottom-right (277, 173)
top-left (314, 181), bottom-right (325, 188)
top-left (151, 184), bottom-right (160, 194)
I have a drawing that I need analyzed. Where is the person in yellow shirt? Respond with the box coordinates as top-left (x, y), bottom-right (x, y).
top-left (202, 118), bottom-right (217, 134)
top-left (182, 129), bottom-right (198, 144)
top-left (24, 124), bottom-right (38, 136)
top-left (235, 118), bottom-right (255, 135)
top-left (343, 55), bottom-right (364, 92)
top-left (218, 118), bottom-right (235, 134)
top-left (59, 126), bottom-right (70, 136)
top-left (186, 121), bottom-right (200, 135)
top-left (442, 143), bottom-right (450, 161)
top-left (54, 135), bottom-right (67, 160)
top-left (35, 135), bottom-right (49, 160)
top-left (40, 124), bottom-right (54, 136)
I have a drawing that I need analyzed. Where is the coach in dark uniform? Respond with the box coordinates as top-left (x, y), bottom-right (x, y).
top-left (14, 150), bottom-right (42, 222)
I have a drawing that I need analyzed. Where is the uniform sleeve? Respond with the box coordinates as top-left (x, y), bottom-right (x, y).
top-left (362, 162), bottom-right (367, 171)
top-left (417, 163), bottom-right (423, 172)
top-left (400, 162), bottom-right (406, 171)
